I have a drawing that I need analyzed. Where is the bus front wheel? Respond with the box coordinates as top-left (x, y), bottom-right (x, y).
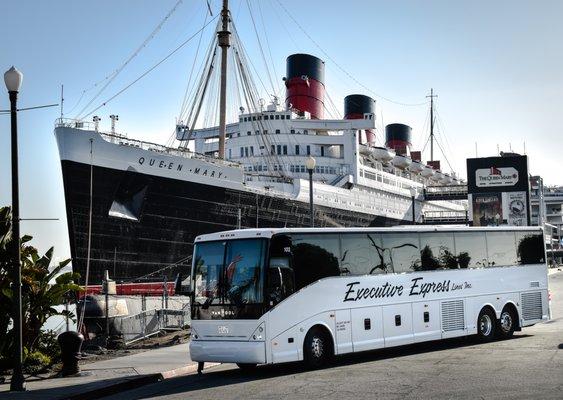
top-left (303, 327), bottom-right (333, 368)
top-left (477, 307), bottom-right (496, 342)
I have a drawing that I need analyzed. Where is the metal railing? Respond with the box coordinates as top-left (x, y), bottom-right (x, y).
top-left (116, 307), bottom-right (191, 345)
top-left (54, 118), bottom-right (242, 169)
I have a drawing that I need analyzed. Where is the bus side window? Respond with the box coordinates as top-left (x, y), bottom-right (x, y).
top-left (454, 232), bottom-right (487, 269)
top-left (380, 233), bottom-right (420, 273)
top-left (515, 231), bottom-right (545, 264)
top-left (340, 233), bottom-right (385, 275)
top-left (486, 231), bottom-right (517, 267)
top-left (291, 234), bottom-right (340, 289)
top-left (418, 232), bottom-right (456, 271)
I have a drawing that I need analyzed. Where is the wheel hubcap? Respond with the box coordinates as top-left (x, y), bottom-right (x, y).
top-left (500, 311), bottom-right (513, 332)
top-left (480, 314), bottom-right (492, 336)
top-left (311, 337), bottom-right (323, 358)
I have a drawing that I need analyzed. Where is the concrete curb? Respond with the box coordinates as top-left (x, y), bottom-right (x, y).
top-left (64, 362), bottom-right (220, 400)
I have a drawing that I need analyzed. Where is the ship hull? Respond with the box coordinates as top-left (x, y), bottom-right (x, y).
top-left (60, 159), bottom-right (405, 284)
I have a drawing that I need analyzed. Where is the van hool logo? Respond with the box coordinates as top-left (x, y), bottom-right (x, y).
top-left (475, 166), bottom-right (518, 187)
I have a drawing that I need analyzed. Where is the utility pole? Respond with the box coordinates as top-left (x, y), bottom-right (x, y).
top-left (426, 88), bottom-right (437, 161)
top-left (217, 0), bottom-right (230, 159)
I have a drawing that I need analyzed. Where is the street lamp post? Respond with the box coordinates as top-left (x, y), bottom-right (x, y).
top-left (464, 203), bottom-right (469, 225)
top-left (306, 156), bottom-right (316, 227)
top-left (5, 66), bottom-right (25, 391)
top-left (409, 187), bottom-right (417, 225)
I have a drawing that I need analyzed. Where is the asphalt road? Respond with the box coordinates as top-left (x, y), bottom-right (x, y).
top-left (103, 271), bottom-right (563, 400)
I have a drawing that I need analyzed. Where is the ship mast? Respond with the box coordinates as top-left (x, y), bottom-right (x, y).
top-left (426, 88), bottom-right (437, 161)
top-left (217, 0), bottom-right (230, 159)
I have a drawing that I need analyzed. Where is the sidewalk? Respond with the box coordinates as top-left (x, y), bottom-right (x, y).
top-left (0, 342), bottom-right (216, 400)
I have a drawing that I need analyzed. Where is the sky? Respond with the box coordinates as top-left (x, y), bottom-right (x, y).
top-left (1, 0), bottom-right (562, 262)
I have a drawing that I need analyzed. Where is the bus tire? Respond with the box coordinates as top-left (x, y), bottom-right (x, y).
top-left (497, 305), bottom-right (517, 339)
top-left (236, 363), bottom-right (257, 371)
top-left (303, 327), bottom-right (333, 369)
top-left (477, 307), bottom-right (496, 342)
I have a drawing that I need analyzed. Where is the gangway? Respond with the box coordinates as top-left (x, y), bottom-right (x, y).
top-left (422, 211), bottom-right (468, 225)
top-left (424, 185), bottom-right (468, 201)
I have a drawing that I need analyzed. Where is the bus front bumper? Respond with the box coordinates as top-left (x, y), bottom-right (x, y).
top-left (190, 340), bottom-right (266, 364)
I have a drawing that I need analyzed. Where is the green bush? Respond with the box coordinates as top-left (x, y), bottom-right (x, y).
top-left (23, 351), bottom-right (52, 375)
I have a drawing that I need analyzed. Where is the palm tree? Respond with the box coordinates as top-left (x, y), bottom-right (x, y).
top-left (0, 206), bottom-right (81, 370)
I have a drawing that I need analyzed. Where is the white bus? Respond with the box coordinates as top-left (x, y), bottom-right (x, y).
top-left (189, 226), bottom-right (549, 369)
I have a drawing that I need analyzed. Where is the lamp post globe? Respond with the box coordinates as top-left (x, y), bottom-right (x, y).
top-left (4, 66), bottom-right (23, 92)
top-left (5, 66), bottom-right (25, 392)
top-left (409, 187), bottom-right (417, 224)
top-left (306, 156), bottom-right (316, 227)
top-left (306, 155), bottom-right (316, 171)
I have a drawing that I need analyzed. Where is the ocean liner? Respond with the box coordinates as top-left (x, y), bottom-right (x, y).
top-left (54, 1), bottom-right (466, 285)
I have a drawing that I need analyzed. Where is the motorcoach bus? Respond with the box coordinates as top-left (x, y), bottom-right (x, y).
top-left (189, 226), bottom-right (549, 369)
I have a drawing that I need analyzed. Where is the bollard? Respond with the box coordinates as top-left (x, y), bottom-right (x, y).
top-left (57, 331), bottom-right (84, 376)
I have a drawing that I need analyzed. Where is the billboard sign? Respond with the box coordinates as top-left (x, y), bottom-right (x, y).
top-left (466, 155), bottom-right (530, 226)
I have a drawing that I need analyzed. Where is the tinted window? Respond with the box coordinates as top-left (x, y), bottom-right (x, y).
top-left (486, 231), bottom-right (517, 267)
top-left (340, 233), bottom-right (386, 275)
top-left (516, 231), bottom-right (545, 264)
top-left (381, 233), bottom-right (420, 273)
top-left (418, 232), bottom-right (456, 270)
top-left (291, 234), bottom-right (340, 289)
top-left (193, 241), bottom-right (225, 305)
top-left (223, 239), bottom-right (266, 304)
top-left (454, 232), bottom-right (488, 268)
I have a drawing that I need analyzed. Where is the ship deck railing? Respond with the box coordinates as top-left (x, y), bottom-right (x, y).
top-left (54, 118), bottom-right (242, 169)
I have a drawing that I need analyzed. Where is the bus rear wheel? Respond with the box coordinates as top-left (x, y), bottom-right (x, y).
top-left (477, 307), bottom-right (496, 342)
top-left (304, 327), bottom-right (333, 369)
top-left (497, 306), bottom-right (516, 339)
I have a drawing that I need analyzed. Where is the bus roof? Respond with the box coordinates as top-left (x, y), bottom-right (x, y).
top-left (194, 225), bottom-right (543, 243)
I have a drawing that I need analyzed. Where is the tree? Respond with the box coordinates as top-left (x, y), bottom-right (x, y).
top-left (0, 206), bottom-right (81, 371)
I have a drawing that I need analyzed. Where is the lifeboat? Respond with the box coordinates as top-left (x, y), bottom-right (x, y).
top-left (371, 146), bottom-right (395, 163)
top-left (432, 171), bottom-right (444, 182)
top-left (420, 165), bottom-right (435, 178)
top-left (392, 154), bottom-right (412, 169)
top-left (408, 160), bottom-right (424, 174)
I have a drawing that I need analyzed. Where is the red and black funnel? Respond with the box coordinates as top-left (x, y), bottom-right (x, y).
top-left (285, 54), bottom-right (325, 119)
top-left (345, 94), bottom-right (376, 144)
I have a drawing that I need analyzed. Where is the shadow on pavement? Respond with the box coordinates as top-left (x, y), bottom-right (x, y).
top-left (125, 333), bottom-right (532, 399)
top-left (0, 374), bottom-right (159, 400)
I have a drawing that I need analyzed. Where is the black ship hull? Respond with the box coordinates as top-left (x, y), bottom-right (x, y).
top-left (61, 160), bottom-right (406, 284)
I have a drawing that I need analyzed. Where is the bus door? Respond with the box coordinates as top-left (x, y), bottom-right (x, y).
top-left (267, 235), bottom-right (295, 306)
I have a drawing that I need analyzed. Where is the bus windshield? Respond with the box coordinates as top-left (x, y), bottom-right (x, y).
top-left (192, 239), bottom-right (267, 306)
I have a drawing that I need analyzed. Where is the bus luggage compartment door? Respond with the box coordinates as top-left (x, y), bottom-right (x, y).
top-left (335, 309), bottom-right (353, 354)
top-left (382, 303), bottom-right (414, 347)
top-left (351, 306), bottom-right (384, 352)
top-left (412, 301), bottom-right (441, 342)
